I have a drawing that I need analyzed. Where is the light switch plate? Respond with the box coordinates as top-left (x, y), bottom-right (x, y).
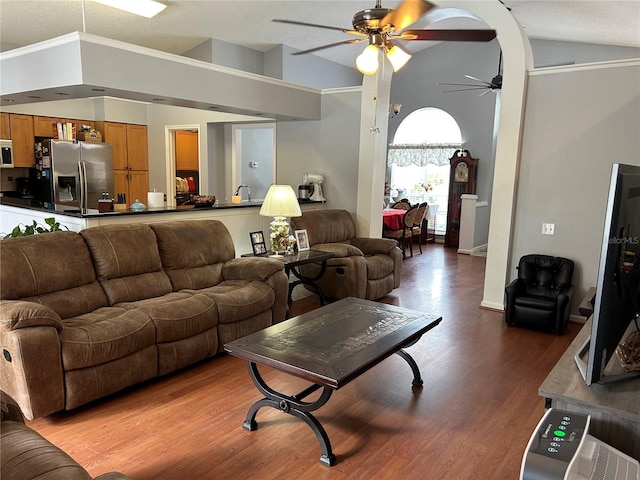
top-left (542, 223), bottom-right (555, 235)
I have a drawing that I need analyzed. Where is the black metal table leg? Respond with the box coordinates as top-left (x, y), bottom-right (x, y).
top-left (242, 361), bottom-right (337, 466)
top-left (286, 259), bottom-right (329, 306)
top-left (395, 349), bottom-right (424, 388)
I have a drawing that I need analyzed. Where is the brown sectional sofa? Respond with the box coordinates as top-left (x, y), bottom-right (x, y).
top-left (0, 220), bottom-right (288, 420)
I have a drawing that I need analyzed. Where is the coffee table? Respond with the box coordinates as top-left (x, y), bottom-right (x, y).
top-left (224, 297), bottom-right (442, 466)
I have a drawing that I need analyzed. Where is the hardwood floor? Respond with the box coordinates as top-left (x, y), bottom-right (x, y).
top-left (27, 243), bottom-right (582, 479)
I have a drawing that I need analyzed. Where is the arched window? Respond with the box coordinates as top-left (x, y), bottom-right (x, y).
top-left (387, 107), bottom-right (462, 235)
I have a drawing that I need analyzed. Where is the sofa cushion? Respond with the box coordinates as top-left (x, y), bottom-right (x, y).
top-left (189, 280), bottom-right (275, 324)
top-left (60, 307), bottom-right (156, 370)
top-left (81, 224), bottom-right (172, 304)
top-left (150, 220), bottom-right (234, 291)
top-left (115, 292), bottom-right (217, 343)
top-left (0, 231), bottom-right (109, 318)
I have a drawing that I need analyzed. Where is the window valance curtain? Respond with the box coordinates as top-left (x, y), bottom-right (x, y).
top-left (387, 143), bottom-right (462, 167)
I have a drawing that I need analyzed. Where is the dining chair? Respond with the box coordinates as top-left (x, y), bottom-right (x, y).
top-left (390, 198), bottom-right (411, 210)
top-left (382, 204), bottom-right (422, 258)
top-left (409, 202), bottom-right (429, 255)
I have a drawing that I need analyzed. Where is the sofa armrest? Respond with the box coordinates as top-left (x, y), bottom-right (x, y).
top-left (351, 237), bottom-right (399, 255)
top-left (223, 257), bottom-right (284, 282)
top-left (0, 301), bottom-right (63, 332)
top-left (311, 243), bottom-right (364, 258)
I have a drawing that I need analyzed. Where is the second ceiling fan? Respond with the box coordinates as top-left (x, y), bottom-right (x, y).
top-left (273, 0), bottom-right (497, 75)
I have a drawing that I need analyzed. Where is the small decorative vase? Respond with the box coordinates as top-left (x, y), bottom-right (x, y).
top-left (269, 216), bottom-right (291, 256)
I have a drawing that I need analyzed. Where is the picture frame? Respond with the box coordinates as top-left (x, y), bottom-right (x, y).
top-left (249, 231), bottom-right (267, 256)
top-left (295, 229), bottom-right (310, 251)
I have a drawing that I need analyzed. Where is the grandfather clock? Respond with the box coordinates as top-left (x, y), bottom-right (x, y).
top-left (445, 149), bottom-right (478, 248)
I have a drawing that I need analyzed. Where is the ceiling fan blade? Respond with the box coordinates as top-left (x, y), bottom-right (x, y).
top-left (437, 82), bottom-right (490, 87)
top-left (441, 87), bottom-right (491, 93)
top-left (292, 38), bottom-right (368, 56)
top-left (272, 19), bottom-right (366, 37)
top-left (464, 74), bottom-right (493, 86)
top-left (401, 29), bottom-right (497, 42)
top-left (381, 0), bottom-right (433, 32)
top-left (478, 89), bottom-right (494, 96)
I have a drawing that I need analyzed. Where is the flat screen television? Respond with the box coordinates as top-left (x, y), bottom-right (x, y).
top-left (575, 163), bottom-right (640, 385)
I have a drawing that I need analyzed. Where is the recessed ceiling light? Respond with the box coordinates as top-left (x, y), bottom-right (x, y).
top-left (3, 99), bottom-right (16, 102)
top-left (55, 92), bottom-right (71, 96)
top-left (91, 88), bottom-right (105, 92)
top-left (93, 0), bottom-right (167, 18)
top-left (27, 95), bottom-right (41, 99)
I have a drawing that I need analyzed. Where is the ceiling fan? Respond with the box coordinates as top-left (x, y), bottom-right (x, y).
top-left (273, 0), bottom-right (497, 75)
top-left (437, 51), bottom-right (503, 96)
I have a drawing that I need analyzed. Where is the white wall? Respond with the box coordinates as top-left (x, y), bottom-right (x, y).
top-left (512, 59), bottom-right (640, 311)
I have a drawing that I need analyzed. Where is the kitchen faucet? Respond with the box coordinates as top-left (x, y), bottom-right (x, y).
top-left (234, 184), bottom-right (251, 203)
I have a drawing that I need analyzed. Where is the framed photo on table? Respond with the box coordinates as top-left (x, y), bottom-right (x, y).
top-left (250, 231), bottom-right (267, 255)
top-left (295, 229), bottom-right (310, 251)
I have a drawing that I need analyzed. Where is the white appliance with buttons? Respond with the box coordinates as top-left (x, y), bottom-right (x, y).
top-left (521, 408), bottom-right (639, 480)
top-left (0, 139), bottom-right (13, 168)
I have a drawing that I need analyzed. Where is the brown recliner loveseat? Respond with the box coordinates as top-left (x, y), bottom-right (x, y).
top-left (0, 219), bottom-right (288, 420)
top-left (1, 390), bottom-right (130, 479)
top-left (290, 209), bottom-right (402, 300)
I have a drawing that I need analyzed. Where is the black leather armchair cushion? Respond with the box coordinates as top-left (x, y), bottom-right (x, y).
top-left (504, 254), bottom-right (575, 334)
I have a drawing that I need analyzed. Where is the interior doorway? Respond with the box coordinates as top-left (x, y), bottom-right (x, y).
top-left (165, 125), bottom-right (200, 207)
top-left (388, 107), bottom-right (462, 236)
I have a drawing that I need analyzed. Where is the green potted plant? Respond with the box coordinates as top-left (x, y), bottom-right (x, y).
top-left (1, 217), bottom-right (67, 239)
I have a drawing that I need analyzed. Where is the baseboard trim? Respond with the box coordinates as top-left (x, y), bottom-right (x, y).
top-left (480, 301), bottom-right (504, 312)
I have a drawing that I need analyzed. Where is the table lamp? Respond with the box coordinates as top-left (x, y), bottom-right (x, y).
top-left (259, 185), bottom-right (302, 257)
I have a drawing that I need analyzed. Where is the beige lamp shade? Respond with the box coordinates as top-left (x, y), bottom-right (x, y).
top-left (259, 185), bottom-right (302, 218)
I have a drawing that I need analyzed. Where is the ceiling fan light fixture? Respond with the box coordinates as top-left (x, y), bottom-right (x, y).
top-left (356, 44), bottom-right (380, 75)
top-left (385, 44), bottom-right (411, 72)
top-left (92, 0), bottom-right (167, 18)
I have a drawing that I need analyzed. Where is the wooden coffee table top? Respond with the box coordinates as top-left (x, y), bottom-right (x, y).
top-left (224, 297), bottom-right (442, 389)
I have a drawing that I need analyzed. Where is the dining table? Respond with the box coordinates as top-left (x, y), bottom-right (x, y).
top-left (382, 208), bottom-right (406, 230)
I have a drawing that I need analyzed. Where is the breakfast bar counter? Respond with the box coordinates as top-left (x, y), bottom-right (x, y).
top-left (0, 199), bottom-right (323, 256)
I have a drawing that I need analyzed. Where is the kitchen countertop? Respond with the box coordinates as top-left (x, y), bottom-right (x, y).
top-left (0, 197), bottom-right (321, 218)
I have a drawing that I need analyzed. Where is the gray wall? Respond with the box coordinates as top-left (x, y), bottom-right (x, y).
top-left (276, 88), bottom-right (362, 214)
top-left (512, 60), bottom-right (640, 308)
top-left (388, 39), bottom-right (640, 249)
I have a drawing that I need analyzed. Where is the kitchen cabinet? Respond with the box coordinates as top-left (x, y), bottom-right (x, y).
top-left (175, 130), bottom-right (199, 171)
top-left (34, 116), bottom-right (63, 137)
top-left (114, 169), bottom-right (149, 206)
top-left (9, 114), bottom-right (35, 167)
top-left (126, 124), bottom-right (148, 170)
top-left (0, 113), bottom-right (10, 139)
top-left (34, 116), bottom-right (95, 138)
top-left (97, 121), bottom-right (148, 203)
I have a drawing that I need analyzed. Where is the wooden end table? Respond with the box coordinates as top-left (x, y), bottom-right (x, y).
top-left (243, 250), bottom-right (335, 306)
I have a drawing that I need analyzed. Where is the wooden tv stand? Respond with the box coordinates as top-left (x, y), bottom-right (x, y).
top-left (539, 318), bottom-right (640, 459)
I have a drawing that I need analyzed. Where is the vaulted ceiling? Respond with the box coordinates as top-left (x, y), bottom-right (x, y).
top-left (1, 1), bottom-right (638, 68)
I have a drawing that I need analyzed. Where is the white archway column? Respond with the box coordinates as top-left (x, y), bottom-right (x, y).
top-left (355, 0), bottom-right (533, 310)
top-left (356, 63), bottom-right (392, 238)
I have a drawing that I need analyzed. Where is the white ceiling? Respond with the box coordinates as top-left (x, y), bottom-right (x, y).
top-left (1, 0), bottom-right (639, 68)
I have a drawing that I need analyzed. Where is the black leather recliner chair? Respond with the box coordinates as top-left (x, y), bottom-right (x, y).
top-left (504, 254), bottom-right (575, 334)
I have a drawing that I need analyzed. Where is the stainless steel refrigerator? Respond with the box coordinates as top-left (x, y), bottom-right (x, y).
top-left (41, 139), bottom-right (113, 214)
